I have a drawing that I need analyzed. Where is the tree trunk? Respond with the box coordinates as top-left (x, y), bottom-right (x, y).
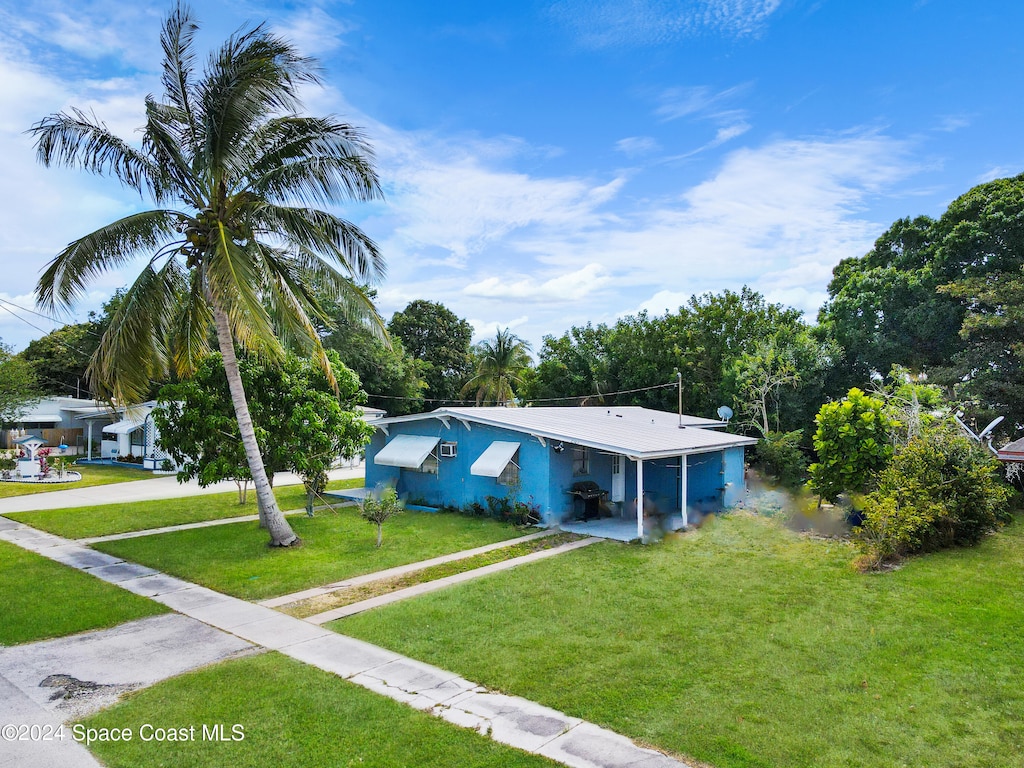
top-left (210, 301), bottom-right (298, 547)
top-left (376, 522), bottom-right (383, 548)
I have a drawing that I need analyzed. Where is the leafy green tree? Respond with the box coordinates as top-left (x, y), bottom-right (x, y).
top-left (154, 350), bottom-right (372, 516)
top-left (17, 323), bottom-right (99, 397)
top-left (462, 328), bottom-right (533, 406)
top-left (523, 323), bottom-right (612, 405)
top-left (0, 341), bottom-right (40, 424)
top-left (388, 300), bottom-right (473, 404)
top-left (30, 5), bottom-right (383, 545)
top-left (935, 173), bottom-right (1024, 427)
top-left (808, 388), bottom-right (896, 503)
top-left (322, 307), bottom-right (425, 416)
top-left (817, 216), bottom-right (963, 391)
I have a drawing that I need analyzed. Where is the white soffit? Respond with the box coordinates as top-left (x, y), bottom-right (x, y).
top-left (102, 417), bottom-right (146, 435)
top-left (374, 434), bottom-right (441, 469)
top-left (470, 441), bottom-right (521, 477)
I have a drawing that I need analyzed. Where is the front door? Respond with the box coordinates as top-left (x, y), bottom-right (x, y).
top-left (611, 454), bottom-right (625, 503)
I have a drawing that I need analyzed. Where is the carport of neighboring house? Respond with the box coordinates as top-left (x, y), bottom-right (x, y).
top-left (347, 406), bottom-right (756, 541)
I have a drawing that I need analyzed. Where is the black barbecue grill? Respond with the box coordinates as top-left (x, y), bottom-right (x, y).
top-left (567, 480), bottom-right (609, 521)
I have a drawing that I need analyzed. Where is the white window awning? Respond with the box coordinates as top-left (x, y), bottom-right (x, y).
top-left (374, 435), bottom-right (441, 469)
top-left (471, 441), bottom-right (521, 477)
top-left (102, 417), bottom-right (146, 435)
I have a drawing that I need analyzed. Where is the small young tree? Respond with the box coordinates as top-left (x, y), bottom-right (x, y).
top-left (808, 387), bottom-right (896, 503)
top-left (361, 487), bottom-right (404, 548)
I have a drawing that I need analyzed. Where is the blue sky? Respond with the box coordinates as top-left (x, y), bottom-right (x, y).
top-left (1, 0), bottom-right (1022, 354)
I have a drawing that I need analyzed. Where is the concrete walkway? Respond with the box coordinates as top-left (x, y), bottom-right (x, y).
top-left (304, 536), bottom-right (602, 623)
top-left (260, 529), bottom-right (559, 608)
top-left (0, 517), bottom-right (692, 768)
top-left (0, 464), bottom-right (365, 515)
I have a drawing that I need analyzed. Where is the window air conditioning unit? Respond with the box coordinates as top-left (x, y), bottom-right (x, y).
top-left (439, 442), bottom-right (458, 458)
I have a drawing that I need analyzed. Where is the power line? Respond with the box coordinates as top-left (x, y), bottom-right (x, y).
top-left (367, 380), bottom-right (676, 405)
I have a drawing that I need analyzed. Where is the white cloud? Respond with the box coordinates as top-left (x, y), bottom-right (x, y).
top-left (550, 0), bottom-right (783, 48)
top-left (615, 136), bottom-right (661, 156)
top-left (272, 5), bottom-right (355, 57)
top-left (464, 264), bottom-right (612, 302)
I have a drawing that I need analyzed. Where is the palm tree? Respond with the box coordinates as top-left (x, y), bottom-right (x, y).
top-left (29, 4), bottom-right (384, 546)
top-left (461, 328), bottom-right (532, 406)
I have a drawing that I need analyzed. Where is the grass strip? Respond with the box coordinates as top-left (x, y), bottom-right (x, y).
top-left (92, 508), bottom-right (530, 600)
top-left (335, 513), bottom-right (1024, 768)
top-left (78, 652), bottom-right (558, 768)
top-left (4, 479), bottom-right (363, 539)
top-left (282, 532), bottom-right (585, 617)
top-left (0, 463), bottom-right (162, 499)
top-left (0, 539), bottom-right (167, 646)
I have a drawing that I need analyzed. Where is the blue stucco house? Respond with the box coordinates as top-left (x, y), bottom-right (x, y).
top-left (362, 406), bottom-right (756, 541)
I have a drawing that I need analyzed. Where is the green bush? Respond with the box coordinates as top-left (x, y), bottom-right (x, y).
top-left (753, 430), bottom-right (808, 487)
top-left (809, 388), bottom-right (896, 502)
top-left (854, 431), bottom-right (1011, 568)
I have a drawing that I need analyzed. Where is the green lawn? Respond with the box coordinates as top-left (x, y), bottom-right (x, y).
top-left (79, 652), bottom-right (556, 768)
top-left (93, 508), bottom-right (529, 600)
top-left (0, 539), bottom-right (167, 646)
top-left (4, 479), bottom-right (363, 539)
top-left (335, 514), bottom-right (1024, 768)
top-left (0, 463), bottom-right (160, 499)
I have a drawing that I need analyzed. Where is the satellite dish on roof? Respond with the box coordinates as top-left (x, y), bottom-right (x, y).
top-left (717, 405), bottom-right (733, 422)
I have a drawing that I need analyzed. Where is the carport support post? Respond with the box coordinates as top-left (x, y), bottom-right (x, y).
top-left (680, 454), bottom-right (688, 527)
top-left (636, 458), bottom-right (644, 540)
top-left (87, 422), bottom-right (93, 461)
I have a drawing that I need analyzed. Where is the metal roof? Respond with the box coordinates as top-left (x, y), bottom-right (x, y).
top-left (375, 406), bottom-right (756, 460)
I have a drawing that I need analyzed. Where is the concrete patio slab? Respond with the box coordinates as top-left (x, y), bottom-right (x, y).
top-left (0, 614), bottom-right (253, 719)
top-left (283, 634), bottom-right (401, 679)
top-left (538, 721), bottom-right (683, 768)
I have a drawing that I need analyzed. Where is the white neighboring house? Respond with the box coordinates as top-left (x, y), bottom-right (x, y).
top-left (2, 397), bottom-right (115, 456)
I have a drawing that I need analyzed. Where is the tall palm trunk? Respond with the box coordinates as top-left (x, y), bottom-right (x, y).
top-left (210, 301), bottom-right (299, 547)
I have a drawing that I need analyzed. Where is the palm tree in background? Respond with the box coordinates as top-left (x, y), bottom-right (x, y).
top-left (30, 4), bottom-right (384, 546)
top-left (462, 328), bottom-right (532, 406)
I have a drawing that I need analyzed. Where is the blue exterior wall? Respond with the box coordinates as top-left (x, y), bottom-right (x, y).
top-left (722, 446), bottom-right (746, 508)
top-left (364, 418), bottom-right (749, 525)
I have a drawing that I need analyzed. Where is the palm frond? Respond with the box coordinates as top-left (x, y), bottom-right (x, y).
top-left (170, 268), bottom-right (213, 378)
top-left (243, 117), bottom-right (383, 205)
top-left (88, 259), bottom-right (186, 403)
top-left (200, 26), bottom-right (320, 181)
top-left (142, 98), bottom-right (203, 205)
top-left (29, 109), bottom-right (162, 197)
top-left (159, 2), bottom-right (201, 150)
top-left (250, 204), bottom-right (384, 283)
top-left (205, 224), bottom-right (282, 362)
top-left (36, 210), bottom-right (182, 311)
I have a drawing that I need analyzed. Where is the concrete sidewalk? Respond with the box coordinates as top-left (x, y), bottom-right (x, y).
top-left (0, 464), bottom-right (365, 515)
top-left (0, 518), bottom-right (692, 768)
